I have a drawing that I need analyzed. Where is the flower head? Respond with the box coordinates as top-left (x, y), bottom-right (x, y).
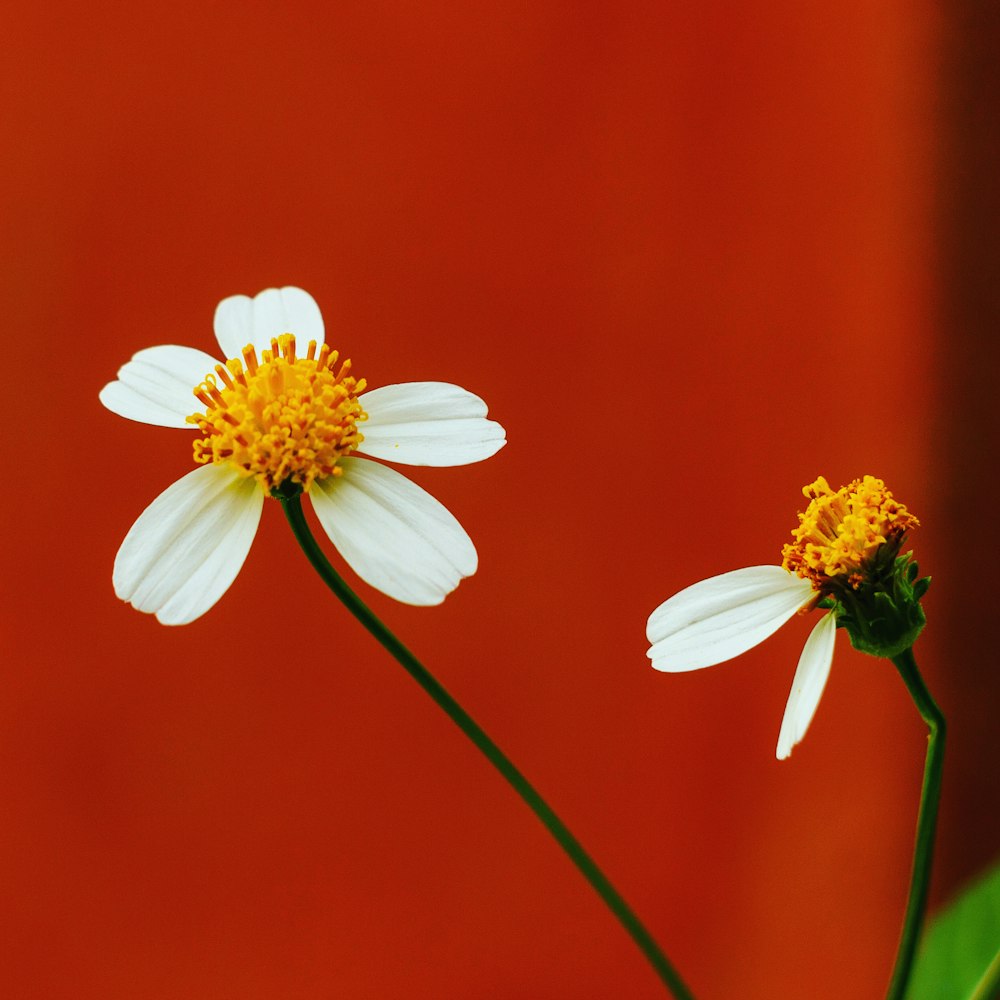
top-left (646, 476), bottom-right (927, 759)
top-left (781, 475), bottom-right (918, 592)
top-left (188, 334), bottom-right (368, 493)
top-left (101, 287), bottom-right (506, 624)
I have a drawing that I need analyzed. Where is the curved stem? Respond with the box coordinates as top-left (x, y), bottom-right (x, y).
top-left (278, 493), bottom-right (695, 1000)
top-left (885, 647), bottom-right (946, 1000)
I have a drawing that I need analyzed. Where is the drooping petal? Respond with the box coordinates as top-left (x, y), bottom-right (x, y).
top-left (776, 611), bottom-right (837, 760)
top-left (214, 286), bottom-right (324, 360)
top-left (99, 345), bottom-right (220, 428)
top-left (647, 566), bottom-right (814, 672)
top-left (309, 456), bottom-right (477, 605)
top-left (113, 463), bottom-right (263, 625)
top-left (358, 382), bottom-right (506, 466)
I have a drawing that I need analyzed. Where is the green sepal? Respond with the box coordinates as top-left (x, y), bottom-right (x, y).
top-left (829, 551), bottom-right (930, 659)
top-left (271, 480), bottom-right (304, 502)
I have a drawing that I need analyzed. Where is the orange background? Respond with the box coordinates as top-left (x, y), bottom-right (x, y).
top-left (3, 3), bottom-right (998, 998)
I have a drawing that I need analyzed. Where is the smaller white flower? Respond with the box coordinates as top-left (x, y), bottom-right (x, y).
top-left (646, 476), bottom-right (919, 760)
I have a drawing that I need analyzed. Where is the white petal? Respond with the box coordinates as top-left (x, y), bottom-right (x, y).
top-left (358, 382), bottom-right (506, 466)
top-left (99, 345), bottom-right (219, 428)
top-left (213, 295), bottom-right (252, 361)
top-left (214, 286), bottom-right (324, 360)
top-left (113, 464), bottom-right (263, 625)
top-left (647, 566), bottom-right (814, 672)
top-left (776, 612), bottom-right (837, 760)
top-left (309, 457), bottom-right (477, 606)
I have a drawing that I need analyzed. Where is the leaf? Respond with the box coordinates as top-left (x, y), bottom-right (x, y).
top-left (907, 858), bottom-right (1000, 999)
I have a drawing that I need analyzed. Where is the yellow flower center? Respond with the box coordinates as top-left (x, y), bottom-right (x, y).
top-left (781, 475), bottom-right (918, 590)
top-left (186, 334), bottom-right (367, 492)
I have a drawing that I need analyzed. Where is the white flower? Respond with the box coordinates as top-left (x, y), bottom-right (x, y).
top-left (646, 566), bottom-right (835, 760)
top-left (100, 286), bottom-right (506, 625)
top-left (647, 477), bottom-right (920, 759)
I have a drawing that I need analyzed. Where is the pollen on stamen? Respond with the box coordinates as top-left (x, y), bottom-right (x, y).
top-left (214, 364), bottom-right (235, 390)
top-left (781, 476), bottom-right (918, 592)
top-left (193, 386), bottom-right (214, 409)
top-left (224, 358), bottom-right (248, 387)
top-left (242, 345), bottom-right (259, 375)
top-left (188, 334), bottom-right (368, 493)
top-left (207, 382), bottom-right (228, 408)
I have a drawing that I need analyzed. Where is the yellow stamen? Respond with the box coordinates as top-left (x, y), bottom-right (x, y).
top-left (242, 345), bottom-right (259, 375)
top-left (214, 363), bottom-right (235, 390)
top-left (782, 476), bottom-right (918, 591)
top-left (187, 335), bottom-right (367, 492)
top-left (226, 358), bottom-right (248, 387)
top-left (206, 381), bottom-right (228, 409)
top-left (193, 387), bottom-right (214, 409)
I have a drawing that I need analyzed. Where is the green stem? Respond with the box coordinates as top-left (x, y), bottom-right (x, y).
top-left (886, 647), bottom-right (946, 1000)
top-left (278, 493), bottom-right (695, 1000)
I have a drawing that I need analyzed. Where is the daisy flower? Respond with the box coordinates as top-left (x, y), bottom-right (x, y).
top-left (100, 286), bottom-right (505, 624)
top-left (646, 476), bottom-right (920, 759)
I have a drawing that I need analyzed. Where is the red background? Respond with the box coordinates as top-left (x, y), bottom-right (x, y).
top-left (3, 3), bottom-right (998, 998)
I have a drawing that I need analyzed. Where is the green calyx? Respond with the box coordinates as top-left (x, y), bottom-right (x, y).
top-left (822, 549), bottom-right (930, 659)
top-left (270, 480), bottom-right (304, 502)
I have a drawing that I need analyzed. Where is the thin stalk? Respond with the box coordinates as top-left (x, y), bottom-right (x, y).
top-left (279, 493), bottom-right (695, 1000)
top-left (885, 647), bottom-right (946, 1000)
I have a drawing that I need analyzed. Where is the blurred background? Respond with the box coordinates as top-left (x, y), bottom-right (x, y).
top-left (2, 2), bottom-right (997, 997)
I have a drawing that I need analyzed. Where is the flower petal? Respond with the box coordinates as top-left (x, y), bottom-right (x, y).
top-left (214, 286), bottom-right (324, 360)
top-left (776, 611), bottom-right (837, 760)
top-left (647, 566), bottom-right (814, 672)
top-left (358, 382), bottom-right (506, 466)
top-left (113, 463), bottom-right (263, 625)
top-left (213, 295), bottom-right (252, 361)
top-left (309, 456), bottom-right (477, 605)
top-left (99, 345), bottom-right (219, 428)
